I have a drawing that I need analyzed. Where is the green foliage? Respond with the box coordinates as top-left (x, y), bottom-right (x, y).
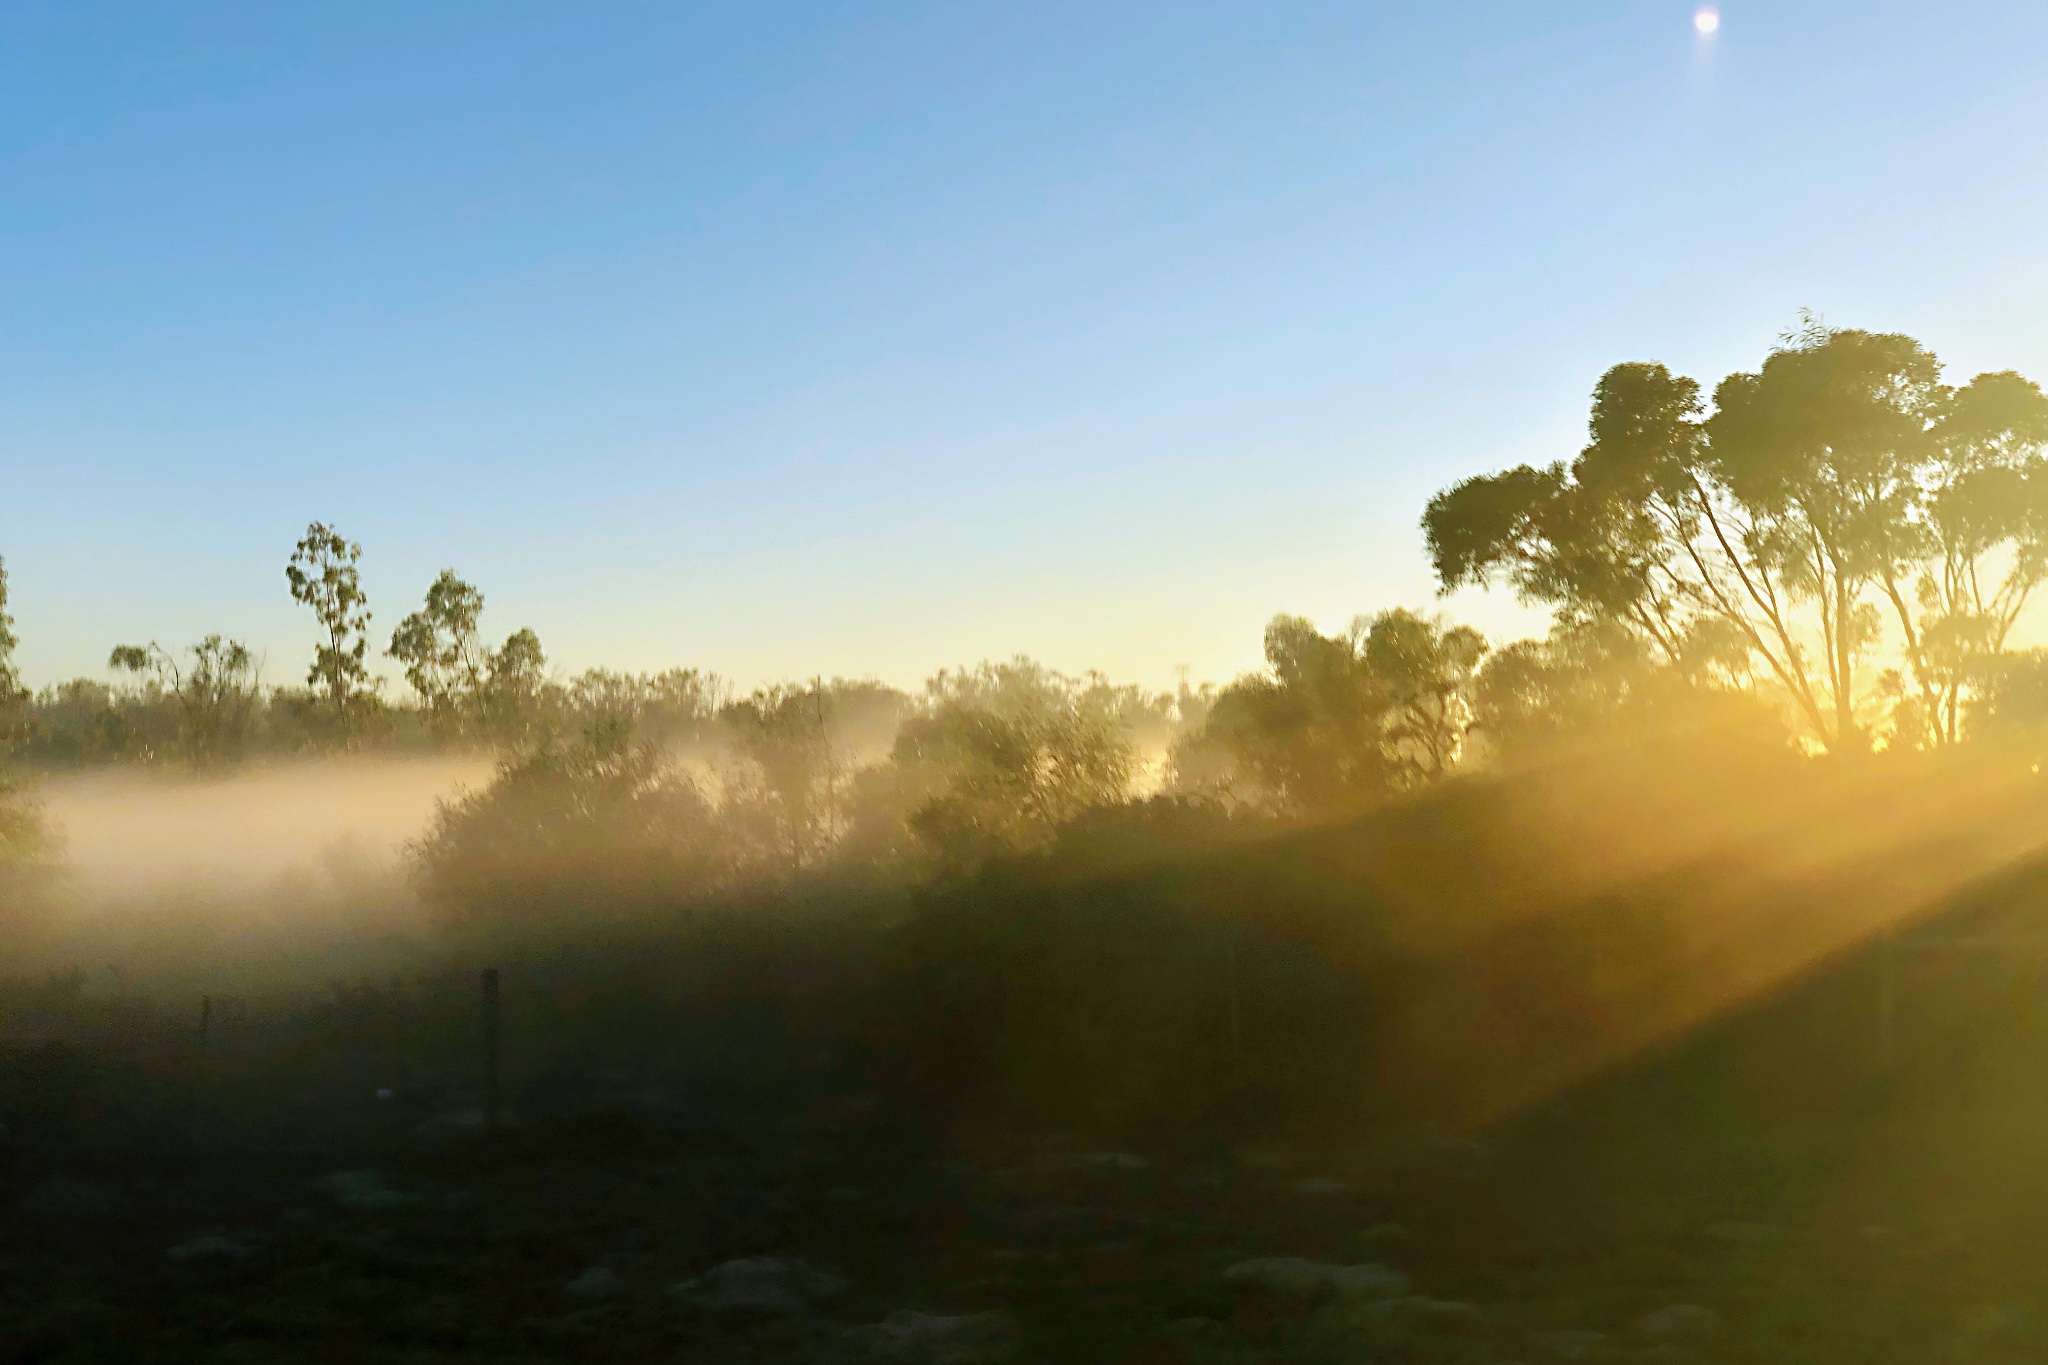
top-left (480, 627), bottom-right (548, 744)
top-left (722, 680), bottom-right (866, 871)
top-left (0, 772), bottom-right (51, 863)
top-left (107, 635), bottom-right (262, 766)
top-left (1178, 611), bottom-right (1485, 814)
top-left (561, 667), bottom-right (726, 749)
top-left (1705, 326), bottom-right (1939, 745)
top-left (412, 722), bottom-right (732, 921)
top-left (1365, 608), bottom-right (1487, 782)
top-left (1472, 619), bottom-right (1780, 760)
top-left (0, 557), bottom-right (26, 758)
top-left (1424, 362), bottom-right (1703, 637)
top-left (1425, 323), bottom-right (2048, 752)
top-left (1903, 369), bottom-right (2048, 744)
top-left (285, 521), bottom-right (374, 735)
top-left (388, 570), bottom-right (550, 746)
top-left (8, 679), bottom-right (145, 766)
top-left (894, 659), bottom-right (1148, 870)
top-left (0, 555), bottom-right (21, 707)
top-left (387, 569), bottom-right (488, 733)
top-left (408, 661), bottom-right (1158, 912)
top-left (1188, 615), bottom-right (1390, 815)
top-left (1966, 649), bottom-right (2048, 748)
top-left (0, 768), bottom-right (58, 912)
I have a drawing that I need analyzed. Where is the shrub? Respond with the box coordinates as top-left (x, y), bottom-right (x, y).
top-left (412, 723), bottom-right (733, 923)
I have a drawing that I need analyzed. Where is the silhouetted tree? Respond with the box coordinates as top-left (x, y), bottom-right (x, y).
top-left (286, 522), bottom-right (374, 736)
top-left (1424, 321), bottom-right (2037, 751)
top-left (109, 636), bottom-right (262, 766)
top-left (0, 554), bottom-right (50, 902)
top-left (413, 720), bottom-right (731, 920)
top-left (479, 627), bottom-right (548, 745)
top-left (722, 680), bottom-right (852, 871)
top-left (1704, 322), bottom-right (1940, 748)
top-left (1362, 608), bottom-right (1486, 782)
top-left (564, 668), bottom-right (727, 751)
top-left (388, 569), bottom-right (550, 746)
top-left (1178, 616), bottom-right (1389, 816)
top-left (1425, 357), bottom-right (1817, 737)
top-left (0, 555), bottom-right (24, 746)
top-left (1892, 370), bottom-right (2048, 744)
top-left (1471, 618), bottom-right (1771, 759)
top-left (0, 766), bottom-right (55, 904)
top-left (388, 569), bottom-right (489, 735)
top-left (893, 659), bottom-right (1141, 868)
top-left (11, 679), bottom-right (143, 767)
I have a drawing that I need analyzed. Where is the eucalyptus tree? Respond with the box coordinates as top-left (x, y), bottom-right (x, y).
top-left (1703, 325), bottom-right (1941, 747)
top-left (286, 522), bottom-right (374, 734)
top-left (0, 553), bottom-right (47, 891)
top-left (1902, 371), bottom-right (2048, 743)
top-left (1425, 355), bottom-right (1843, 744)
top-left (894, 659), bottom-right (1141, 864)
top-left (1178, 609), bottom-right (1483, 812)
top-left (1360, 608), bottom-right (1487, 782)
top-left (0, 555), bottom-right (23, 747)
top-left (109, 635), bottom-right (262, 765)
top-left (1191, 615), bottom-right (1391, 815)
top-left (0, 555), bottom-right (19, 704)
top-left (1424, 324), bottom-right (2042, 751)
top-left (389, 569), bottom-right (551, 746)
top-left (388, 569), bottom-right (489, 734)
top-left (723, 679), bottom-right (852, 871)
top-left (563, 667), bottom-right (727, 750)
top-left (480, 627), bottom-right (548, 745)
top-left (411, 720), bottom-right (731, 921)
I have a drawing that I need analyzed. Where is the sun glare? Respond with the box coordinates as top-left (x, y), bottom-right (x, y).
top-left (1694, 7), bottom-right (1721, 35)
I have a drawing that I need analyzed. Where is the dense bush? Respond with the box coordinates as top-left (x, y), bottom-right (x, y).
top-left (0, 770), bottom-right (57, 914)
top-left (412, 724), bottom-right (735, 922)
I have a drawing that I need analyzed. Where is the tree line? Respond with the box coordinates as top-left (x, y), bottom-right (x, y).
top-left (4, 319), bottom-right (2048, 912)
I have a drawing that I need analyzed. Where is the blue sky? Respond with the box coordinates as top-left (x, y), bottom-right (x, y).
top-left (4, 2), bottom-right (2045, 694)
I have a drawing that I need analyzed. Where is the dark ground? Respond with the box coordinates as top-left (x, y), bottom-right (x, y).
top-left (10, 855), bottom-right (2048, 1364)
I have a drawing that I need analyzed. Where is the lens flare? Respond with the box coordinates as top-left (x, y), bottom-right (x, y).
top-left (1694, 7), bottom-right (1720, 34)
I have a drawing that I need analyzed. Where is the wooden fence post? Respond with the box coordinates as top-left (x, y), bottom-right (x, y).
top-left (482, 968), bottom-right (501, 1134)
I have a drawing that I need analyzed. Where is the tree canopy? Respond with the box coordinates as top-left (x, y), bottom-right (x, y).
top-left (1424, 323), bottom-right (2048, 752)
top-left (286, 521), bottom-right (375, 735)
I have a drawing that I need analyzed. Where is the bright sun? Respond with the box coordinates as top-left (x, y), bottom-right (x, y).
top-left (1694, 7), bottom-right (1721, 34)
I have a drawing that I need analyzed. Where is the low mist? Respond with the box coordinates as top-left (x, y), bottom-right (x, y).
top-left (38, 756), bottom-right (489, 901)
top-left (17, 756), bottom-right (490, 988)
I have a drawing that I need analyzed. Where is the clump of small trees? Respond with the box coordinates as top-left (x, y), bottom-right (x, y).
top-left (412, 719), bottom-right (731, 921)
top-left (1171, 609), bottom-right (1486, 818)
top-left (386, 568), bottom-right (548, 746)
top-left (0, 560), bottom-right (55, 899)
top-left (107, 637), bottom-right (262, 767)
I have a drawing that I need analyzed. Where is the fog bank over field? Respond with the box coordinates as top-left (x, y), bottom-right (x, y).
top-left (37, 756), bottom-right (491, 901)
top-left (17, 758), bottom-right (494, 986)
